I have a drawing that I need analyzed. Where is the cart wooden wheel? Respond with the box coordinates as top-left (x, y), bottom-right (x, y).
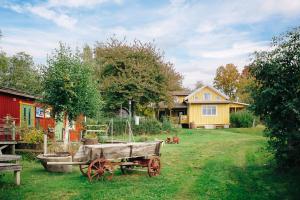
top-left (79, 164), bottom-right (89, 176)
top-left (87, 158), bottom-right (113, 182)
top-left (148, 157), bottom-right (161, 177)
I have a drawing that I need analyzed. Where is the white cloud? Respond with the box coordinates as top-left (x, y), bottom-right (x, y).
top-left (48, 0), bottom-right (123, 8)
top-left (198, 41), bottom-right (269, 59)
top-left (27, 5), bottom-right (77, 29)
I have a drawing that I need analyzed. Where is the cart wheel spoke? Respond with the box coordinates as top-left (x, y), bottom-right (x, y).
top-left (88, 158), bottom-right (114, 182)
top-left (148, 157), bottom-right (161, 177)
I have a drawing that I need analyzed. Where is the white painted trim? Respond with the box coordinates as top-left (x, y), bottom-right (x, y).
top-left (184, 85), bottom-right (229, 101)
top-left (201, 105), bottom-right (217, 116)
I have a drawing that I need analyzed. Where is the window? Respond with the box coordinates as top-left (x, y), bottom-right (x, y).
top-left (203, 93), bottom-right (211, 100)
top-left (194, 96), bottom-right (199, 101)
top-left (202, 105), bottom-right (216, 116)
top-left (216, 96), bottom-right (221, 100)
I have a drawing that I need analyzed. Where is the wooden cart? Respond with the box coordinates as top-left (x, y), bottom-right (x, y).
top-left (47, 141), bottom-right (163, 181)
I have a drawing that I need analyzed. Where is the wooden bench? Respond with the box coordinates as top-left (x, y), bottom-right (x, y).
top-left (0, 146), bottom-right (22, 185)
top-left (0, 163), bottom-right (22, 185)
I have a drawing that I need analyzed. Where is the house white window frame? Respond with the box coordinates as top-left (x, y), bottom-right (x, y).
top-left (203, 93), bottom-right (211, 101)
top-left (202, 105), bottom-right (217, 116)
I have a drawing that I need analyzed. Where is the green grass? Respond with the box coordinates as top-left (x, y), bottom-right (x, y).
top-left (1, 127), bottom-right (300, 200)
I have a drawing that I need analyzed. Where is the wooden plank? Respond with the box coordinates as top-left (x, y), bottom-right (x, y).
top-left (47, 161), bottom-right (87, 165)
top-left (0, 163), bottom-right (22, 172)
top-left (15, 149), bottom-right (43, 153)
top-left (0, 141), bottom-right (17, 145)
top-left (0, 155), bottom-right (21, 162)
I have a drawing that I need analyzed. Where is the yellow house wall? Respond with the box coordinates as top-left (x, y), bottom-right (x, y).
top-left (188, 87), bottom-right (226, 101)
top-left (188, 104), bottom-right (230, 125)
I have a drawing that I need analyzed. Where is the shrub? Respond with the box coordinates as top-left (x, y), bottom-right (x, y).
top-left (22, 128), bottom-right (44, 144)
top-left (133, 118), bottom-right (162, 135)
top-left (84, 132), bottom-right (98, 139)
top-left (230, 110), bottom-right (255, 128)
top-left (161, 117), bottom-right (173, 132)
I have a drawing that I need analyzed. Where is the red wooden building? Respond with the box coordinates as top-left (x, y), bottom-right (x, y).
top-left (0, 87), bottom-right (83, 142)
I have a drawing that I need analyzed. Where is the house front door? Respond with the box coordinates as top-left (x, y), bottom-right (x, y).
top-left (20, 103), bottom-right (35, 127)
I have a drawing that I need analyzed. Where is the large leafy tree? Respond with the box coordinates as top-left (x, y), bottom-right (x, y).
top-left (213, 63), bottom-right (240, 100)
top-left (0, 52), bottom-right (42, 95)
top-left (250, 27), bottom-right (300, 168)
top-left (91, 38), bottom-right (182, 115)
top-left (42, 43), bottom-right (101, 144)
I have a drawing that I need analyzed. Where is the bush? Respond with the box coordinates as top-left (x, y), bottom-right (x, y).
top-left (230, 110), bottom-right (255, 128)
top-left (84, 132), bottom-right (98, 139)
top-left (133, 118), bottom-right (162, 135)
top-left (22, 128), bottom-right (44, 144)
top-left (161, 117), bottom-right (173, 132)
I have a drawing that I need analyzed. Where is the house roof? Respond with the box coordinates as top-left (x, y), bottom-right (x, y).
top-left (0, 87), bottom-right (37, 100)
top-left (230, 101), bottom-right (250, 106)
top-left (184, 85), bottom-right (229, 101)
top-left (171, 91), bottom-right (190, 96)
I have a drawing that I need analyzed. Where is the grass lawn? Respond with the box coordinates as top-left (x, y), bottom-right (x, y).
top-left (1, 127), bottom-right (300, 200)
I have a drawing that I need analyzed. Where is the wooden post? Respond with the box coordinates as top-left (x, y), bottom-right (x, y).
top-left (14, 171), bottom-right (20, 185)
top-left (64, 115), bottom-right (70, 151)
top-left (129, 100), bottom-right (132, 122)
top-left (12, 121), bottom-right (16, 154)
top-left (43, 133), bottom-right (47, 155)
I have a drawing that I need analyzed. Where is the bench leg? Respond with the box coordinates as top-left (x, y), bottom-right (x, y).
top-left (14, 171), bottom-right (20, 185)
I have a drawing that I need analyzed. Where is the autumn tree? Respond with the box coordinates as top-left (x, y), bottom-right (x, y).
top-left (250, 27), bottom-right (300, 168)
top-left (213, 64), bottom-right (240, 100)
top-left (91, 38), bottom-right (183, 116)
top-left (236, 65), bottom-right (255, 104)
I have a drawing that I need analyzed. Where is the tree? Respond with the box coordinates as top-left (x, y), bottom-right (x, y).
top-left (0, 52), bottom-right (42, 95)
top-left (213, 64), bottom-right (240, 100)
top-left (250, 27), bottom-right (300, 168)
top-left (194, 81), bottom-right (204, 90)
top-left (42, 43), bottom-right (101, 146)
top-left (92, 38), bottom-right (183, 116)
top-left (236, 65), bottom-right (255, 104)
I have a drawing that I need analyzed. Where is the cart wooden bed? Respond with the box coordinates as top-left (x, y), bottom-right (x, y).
top-left (47, 141), bottom-right (163, 181)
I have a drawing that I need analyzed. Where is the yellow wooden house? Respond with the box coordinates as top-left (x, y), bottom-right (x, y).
top-left (159, 85), bottom-right (248, 128)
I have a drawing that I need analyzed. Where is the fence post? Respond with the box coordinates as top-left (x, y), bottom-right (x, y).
top-left (44, 133), bottom-right (47, 155)
top-left (12, 121), bottom-right (16, 154)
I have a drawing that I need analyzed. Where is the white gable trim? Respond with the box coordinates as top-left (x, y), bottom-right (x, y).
top-left (184, 85), bottom-right (229, 101)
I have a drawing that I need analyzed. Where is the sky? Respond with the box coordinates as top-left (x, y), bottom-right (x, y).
top-left (0, 0), bottom-right (300, 88)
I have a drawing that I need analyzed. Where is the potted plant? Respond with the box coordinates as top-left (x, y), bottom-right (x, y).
top-left (82, 132), bottom-right (98, 145)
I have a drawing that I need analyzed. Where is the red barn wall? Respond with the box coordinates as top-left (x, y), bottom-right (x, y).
top-left (0, 93), bottom-right (34, 125)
